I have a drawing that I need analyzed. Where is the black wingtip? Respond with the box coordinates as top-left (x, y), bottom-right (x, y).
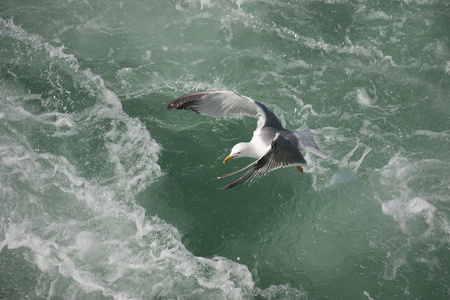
top-left (218, 185), bottom-right (231, 190)
top-left (167, 91), bottom-right (210, 112)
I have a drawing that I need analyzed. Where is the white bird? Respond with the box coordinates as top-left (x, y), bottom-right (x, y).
top-left (167, 91), bottom-right (327, 189)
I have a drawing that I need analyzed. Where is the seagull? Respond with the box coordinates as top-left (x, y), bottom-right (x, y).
top-left (167, 91), bottom-right (327, 190)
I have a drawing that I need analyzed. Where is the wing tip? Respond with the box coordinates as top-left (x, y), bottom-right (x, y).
top-left (167, 92), bottom-right (211, 112)
top-left (166, 102), bottom-right (176, 110)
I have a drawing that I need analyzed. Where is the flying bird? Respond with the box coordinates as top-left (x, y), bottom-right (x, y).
top-left (167, 91), bottom-right (327, 189)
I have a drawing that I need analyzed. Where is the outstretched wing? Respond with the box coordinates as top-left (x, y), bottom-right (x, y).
top-left (218, 133), bottom-right (307, 190)
top-left (167, 91), bottom-right (259, 117)
top-left (167, 91), bottom-right (282, 130)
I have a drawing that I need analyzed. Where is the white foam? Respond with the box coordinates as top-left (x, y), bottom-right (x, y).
top-left (365, 10), bottom-right (391, 21)
top-left (0, 19), bottom-right (261, 297)
top-left (374, 152), bottom-right (450, 282)
top-left (184, 0), bottom-right (212, 9)
top-left (414, 129), bottom-right (450, 138)
top-left (0, 137), bottom-right (256, 298)
top-left (383, 255), bottom-right (407, 280)
top-left (363, 290), bottom-right (375, 300)
top-left (356, 88), bottom-right (373, 107)
top-left (257, 284), bottom-right (307, 299)
top-left (313, 138), bottom-right (372, 189)
top-left (54, 117), bottom-right (73, 129)
top-left (382, 197), bottom-right (436, 235)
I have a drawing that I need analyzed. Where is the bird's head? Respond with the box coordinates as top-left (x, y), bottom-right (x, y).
top-left (223, 142), bottom-right (249, 164)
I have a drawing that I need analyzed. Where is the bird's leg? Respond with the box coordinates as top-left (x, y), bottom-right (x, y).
top-left (296, 166), bottom-right (303, 173)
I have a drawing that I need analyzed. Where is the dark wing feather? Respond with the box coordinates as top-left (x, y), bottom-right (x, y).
top-left (168, 90), bottom-right (286, 132)
top-left (166, 91), bottom-right (209, 113)
top-left (219, 133), bottom-right (307, 190)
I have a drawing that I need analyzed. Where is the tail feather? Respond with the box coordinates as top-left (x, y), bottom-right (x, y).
top-left (295, 124), bottom-right (328, 158)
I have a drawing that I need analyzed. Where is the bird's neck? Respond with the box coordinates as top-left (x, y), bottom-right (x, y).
top-left (241, 142), bottom-right (265, 159)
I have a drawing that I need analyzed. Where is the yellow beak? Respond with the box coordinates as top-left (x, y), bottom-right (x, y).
top-left (223, 155), bottom-right (236, 164)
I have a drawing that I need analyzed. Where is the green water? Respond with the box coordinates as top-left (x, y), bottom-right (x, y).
top-left (1, 0), bottom-right (449, 299)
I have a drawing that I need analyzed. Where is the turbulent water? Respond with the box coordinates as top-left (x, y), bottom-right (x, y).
top-left (1, 0), bottom-right (449, 299)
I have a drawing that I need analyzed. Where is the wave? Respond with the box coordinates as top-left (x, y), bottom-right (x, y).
top-left (0, 18), bottom-right (310, 299)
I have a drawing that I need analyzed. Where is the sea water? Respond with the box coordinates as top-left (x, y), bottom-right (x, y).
top-left (0, 0), bottom-right (449, 299)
